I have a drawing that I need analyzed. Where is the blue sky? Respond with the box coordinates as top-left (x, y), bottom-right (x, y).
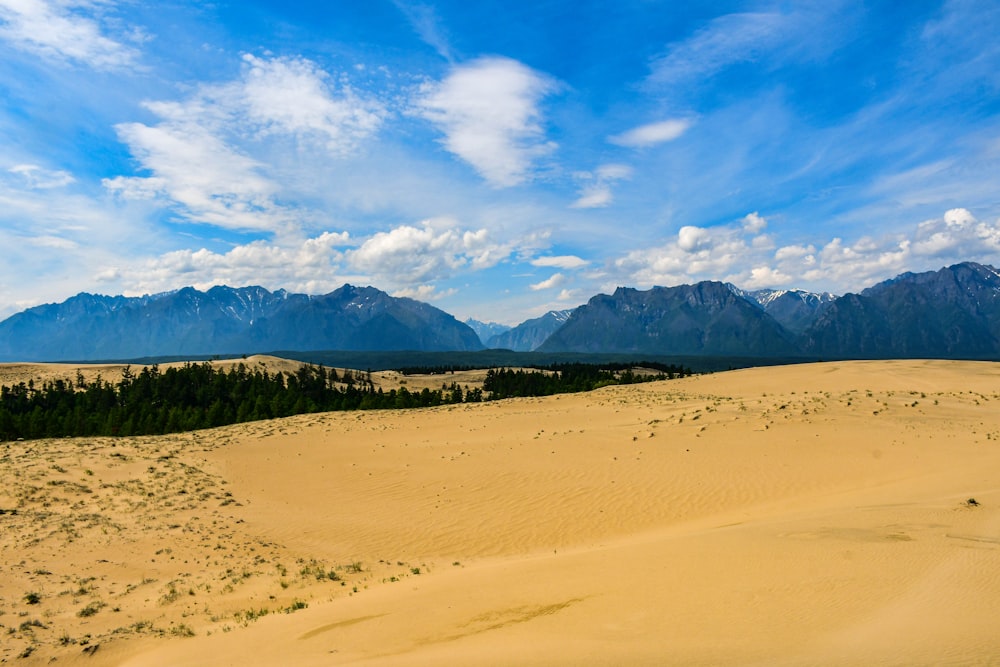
top-left (1, 0), bottom-right (999, 324)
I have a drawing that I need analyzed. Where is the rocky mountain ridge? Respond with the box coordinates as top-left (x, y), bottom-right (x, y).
top-left (2, 262), bottom-right (998, 361)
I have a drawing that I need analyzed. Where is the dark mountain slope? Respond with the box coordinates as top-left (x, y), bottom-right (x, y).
top-left (537, 282), bottom-right (796, 356)
top-left (799, 262), bottom-right (1000, 358)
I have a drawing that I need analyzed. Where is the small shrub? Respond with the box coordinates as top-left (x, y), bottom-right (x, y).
top-left (23, 592), bottom-right (41, 605)
top-left (77, 601), bottom-right (104, 618)
top-left (170, 624), bottom-right (195, 638)
top-left (284, 600), bottom-right (307, 613)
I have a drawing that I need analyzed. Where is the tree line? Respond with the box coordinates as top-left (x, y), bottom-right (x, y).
top-left (0, 361), bottom-right (688, 441)
top-left (481, 362), bottom-right (690, 399)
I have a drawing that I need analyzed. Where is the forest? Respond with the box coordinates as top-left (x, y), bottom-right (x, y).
top-left (0, 361), bottom-right (690, 441)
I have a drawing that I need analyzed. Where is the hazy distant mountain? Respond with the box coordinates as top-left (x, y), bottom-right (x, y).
top-left (537, 282), bottom-right (795, 356)
top-left (799, 262), bottom-right (1000, 358)
top-left (732, 287), bottom-right (838, 334)
top-left (486, 310), bottom-right (573, 351)
top-left (0, 285), bottom-right (483, 361)
top-left (464, 318), bottom-right (512, 346)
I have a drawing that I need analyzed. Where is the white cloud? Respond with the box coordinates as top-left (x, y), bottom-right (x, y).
top-left (676, 225), bottom-right (711, 252)
top-left (647, 5), bottom-right (848, 88)
top-left (608, 119), bottom-right (692, 148)
top-left (392, 284), bottom-right (457, 301)
top-left (105, 121), bottom-right (287, 231)
top-left (531, 255), bottom-right (588, 269)
top-left (118, 231), bottom-right (353, 296)
top-left (529, 273), bottom-right (565, 291)
top-left (238, 54), bottom-right (385, 152)
top-left (742, 211), bottom-right (767, 233)
top-left (556, 289), bottom-right (579, 301)
top-left (104, 54), bottom-right (386, 232)
top-left (8, 164), bottom-right (75, 189)
top-left (616, 220), bottom-right (754, 287)
top-left (613, 208), bottom-right (1000, 293)
top-left (774, 244), bottom-right (815, 261)
top-left (943, 207), bottom-right (975, 227)
top-left (743, 265), bottom-right (792, 289)
top-left (347, 218), bottom-right (517, 284)
top-left (417, 56), bottom-right (558, 187)
top-left (571, 184), bottom-right (613, 209)
top-left (392, 0), bottom-right (453, 62)
top-left (25, 234), bottom-right (77, 249)
top-left (649, 12), bottom-right (785, 86)
top-left (571, 162), bottom-right (632, 208)
top-left (596, 163), bottom-right (633, 180)
top-left (0, 0), bottom-right (139, 69)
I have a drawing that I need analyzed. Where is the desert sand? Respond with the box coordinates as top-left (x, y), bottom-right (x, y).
top-left (2, 359), bottom-right (999, 666)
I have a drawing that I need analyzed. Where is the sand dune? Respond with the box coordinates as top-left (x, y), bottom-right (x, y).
top-left (2, 360), bottom-right (999, 665)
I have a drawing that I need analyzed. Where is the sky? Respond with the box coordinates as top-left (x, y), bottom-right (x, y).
top-left (1, 0), bottom-right (999, 325)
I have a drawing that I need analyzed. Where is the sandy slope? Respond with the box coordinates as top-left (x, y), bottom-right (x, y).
top-left (2, 360), bottom-right (999, 665)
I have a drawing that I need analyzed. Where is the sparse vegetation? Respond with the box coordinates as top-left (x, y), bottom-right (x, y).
top-left (77, 601), bottom-right (105, 618)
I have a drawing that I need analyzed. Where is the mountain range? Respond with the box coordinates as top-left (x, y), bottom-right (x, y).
top-left (1, 262), bottom-right (999, 362)
top-left (0, 284), bottom-right (483, 361)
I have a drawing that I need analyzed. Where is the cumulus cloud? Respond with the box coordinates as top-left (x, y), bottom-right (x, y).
top-left (104, 54), bottom-right (385, 232)
top-left (613, 208), bottom-right (1000, 294)
top-left (743, 265), bottom-right (792, 289)
top-left (347, 218), bottom-right (518, 285)
top-left (742, 211), bottom-right (767, 233)
top-left (615, 218), bottom-right (759, 287)
top-left (0, 0), bottom-right (139, 69)
top-left (608, 119), bottom-right (692, 148)
top-left (417, 56), bottom-right (558, 187)
top-left (571, 163), bottom-right (632, 208)
top-left (87, 216), bottom-right (552, 307)
top-left (117, 231), bottom-right (353, 296)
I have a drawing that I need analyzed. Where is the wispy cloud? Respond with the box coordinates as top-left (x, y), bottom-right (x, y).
top-left (571, 163), bottom-right (633, 209)
top-left (393, 0), bottom-right (454, 62)
top-left (8, 164), bottom-right (75, 189)
top-left (104, 54), bottom-right (386, 232)
top-left (647, 4), bottom-right (851, 89)
top-left (0, 0), bottom-right (139, 69)
top-left (104, 120), bottom-right (288, 232)
top-left (416, 56), bottom-right (558, 187)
